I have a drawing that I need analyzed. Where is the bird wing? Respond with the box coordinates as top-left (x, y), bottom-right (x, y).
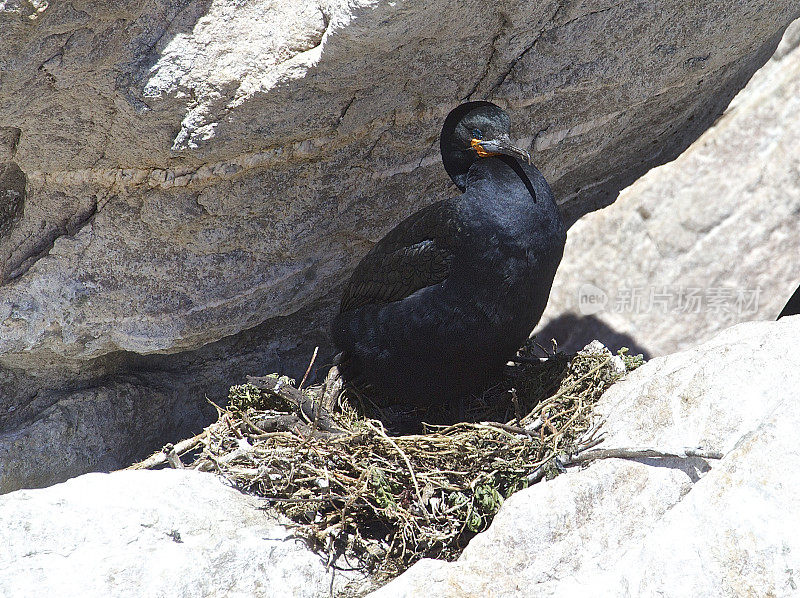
top-left (339, 199), bottom-right (459, 313)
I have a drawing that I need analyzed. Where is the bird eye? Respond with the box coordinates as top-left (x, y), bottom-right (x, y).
top-left (472, 129), bottom-right (483, 140)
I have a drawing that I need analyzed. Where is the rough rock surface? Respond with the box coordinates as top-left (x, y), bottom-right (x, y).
top-left (0, 468), bottom-right (370, 597)
top-left (1, 1), bottom-right (799, 492)
top-left (371, 316), bottom-right (800, 597)
top-left (536, 19), bottom-right (800, 357)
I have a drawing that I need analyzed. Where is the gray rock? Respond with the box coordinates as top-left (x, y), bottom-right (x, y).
top-left (0, 468), bottom-right (371, 597)
top-left (578, 339), bottom-right (626, 374)
top-left (371, 316), bottom-right (800, 597)
top-left (1, 0), bottom-right (799, 491)
top-left (537, 18), bottom-right (800, 357)
top-left (0, 298), bottom-right (333, 492)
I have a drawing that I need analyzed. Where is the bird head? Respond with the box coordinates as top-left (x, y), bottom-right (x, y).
top-left (440, 101), bottom-right (531, 191)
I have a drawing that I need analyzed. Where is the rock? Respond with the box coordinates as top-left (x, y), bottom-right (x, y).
top-left (0, 468), bottom-right (371, 597)
top-left (370, 317), bottom-right (800, 597)
top-left (2, 1), bottom-right (799, 492)
top-left (577, 339), bottom-right (626, 375)
top-left (0, 297), bottom-right (334, 493)
top-left (537, 18), bottom-right (800, 357)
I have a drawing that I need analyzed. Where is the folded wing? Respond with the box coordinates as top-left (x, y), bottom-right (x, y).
top-left (340, 199), bottom-right (459, 313)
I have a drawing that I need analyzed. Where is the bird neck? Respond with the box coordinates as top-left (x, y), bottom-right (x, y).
top-left (465, 156), bottom-right (538, 203)
top-left (442, 150), bottom-right (476, 192)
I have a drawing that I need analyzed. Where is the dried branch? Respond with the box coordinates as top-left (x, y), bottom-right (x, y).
top-left (128, 431), bottom-right (207, 470)
top-left (366, 420), bottom-right (430, 522)
top-left (299, 346), bottom-right (319, 390)
top-left (247, 374), bottom-right (344, 434)
top-left (565, 446), bottom-right (724, 464)
top-left (527, 443), bottom-right (724, 484)
top-left (163, 443), bottom-right (184, 469)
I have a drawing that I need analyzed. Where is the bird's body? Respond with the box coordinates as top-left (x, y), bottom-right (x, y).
top-left (332, 102), bottom-right (565, 409)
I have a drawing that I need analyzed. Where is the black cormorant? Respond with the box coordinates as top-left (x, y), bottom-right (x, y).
top-left (778, 284), bottom-right (800, 319)
top-left (332, 102), bottom-right (566, 412)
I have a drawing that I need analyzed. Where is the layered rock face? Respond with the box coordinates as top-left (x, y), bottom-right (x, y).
top-left (537, 19), bottom-right (800, 357)
top-left (1, 1), bottom-right (799, 492)
top-left (3, 318), bottom-right (798, 597)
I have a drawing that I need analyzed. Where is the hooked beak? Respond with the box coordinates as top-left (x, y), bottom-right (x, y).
top-left (471, 134), bottom-right (531, 164)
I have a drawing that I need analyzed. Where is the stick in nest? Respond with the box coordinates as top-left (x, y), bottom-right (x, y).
top-left (299, 346), bottom-right (319, 390)
top-left (366, 420), bottom-right (431, 522)
top-left (247, 374), bottom-right (344, 435)
top-left (527, 443), bottom-right (724, 484)
top-left (566, 446), bottom-right (725, 464)
top-left (128, 432), bottom-right (208, 470)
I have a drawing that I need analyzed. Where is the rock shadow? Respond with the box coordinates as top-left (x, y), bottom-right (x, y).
top-left (532, 313), bottom-right (652, 360)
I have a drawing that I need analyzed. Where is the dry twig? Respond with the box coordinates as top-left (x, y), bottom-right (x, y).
top-left (565, 445), bottom-right (724, 464)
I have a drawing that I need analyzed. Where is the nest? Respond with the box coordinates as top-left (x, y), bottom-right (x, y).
top-left (132, 343), bottom-right (643, 580)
